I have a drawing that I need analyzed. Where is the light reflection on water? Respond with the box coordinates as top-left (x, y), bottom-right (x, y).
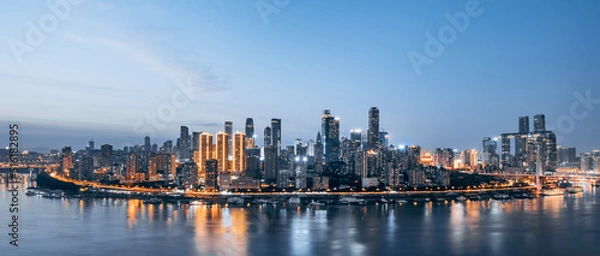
top-left (1, 181), bottom-right (600, 255)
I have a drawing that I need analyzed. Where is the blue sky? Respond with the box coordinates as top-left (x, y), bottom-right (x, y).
top-left (1, 0), bottom-right (599, 152)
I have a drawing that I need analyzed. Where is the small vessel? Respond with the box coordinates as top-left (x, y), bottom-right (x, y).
top-left (253, 199), bottom-right (268, 204)
top-left (25, 190), bottom-right (36, 196)
top-left (287, 197), bottom-right (301, 204)
top-left (435, 197), bottom-right (446, 202)
top-left (493, 194), bottom-right (510, 200)
top-left (339, 197), bottom-right (366, 205)
top-left (228, 197), bottom-right (244, 204)
top-left (567, 186), bottom-right (583, 194)
top-left (379, 197), bottom-right (390, 204)
top-left (413, 197), bottom-right (430, 202)
top-left (541, 189), bottom-right (565, 196)
top-left (189, 200), bottom-right (203, 206)
top-left (456, 196), bottom-right (467, 202)
top-left (468, 195), bottom-right (482, 201)
top-left (309, 200), bottom-right (325, 206)
top-left (395, 199), bottom-right (408, 203)
top-left (143, 197), bottom-right (162, 204)
top-left (514, 193), bottom-right (535, 199)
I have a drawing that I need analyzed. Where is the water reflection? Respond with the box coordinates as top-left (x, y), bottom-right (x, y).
top-left (1, 183), bottom-right (600, 255)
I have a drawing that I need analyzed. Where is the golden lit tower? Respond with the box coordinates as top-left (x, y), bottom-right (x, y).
top-left (216, 132), bottom-right (229, 172)
top-left (233, 132), bottom-right (246, 173)
top-left (194, 132), bottom-right (214, 181)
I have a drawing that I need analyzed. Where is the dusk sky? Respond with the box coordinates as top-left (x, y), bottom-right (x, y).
top-left (1, 0), bottom-right (599, 152)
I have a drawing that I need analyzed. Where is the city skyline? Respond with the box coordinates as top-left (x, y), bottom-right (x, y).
top-left (1, 1), bottom-right (599, 152)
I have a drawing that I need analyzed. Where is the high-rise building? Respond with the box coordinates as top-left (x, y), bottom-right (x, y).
top-left (264, 126), bottom-right (272, 148)
top-left (205, 159), bottom-right (218, 191)
top-left (501, 135), bottom-right (511, 167)
top-left (245, 118), bottom-right (254, 138)
top-left (368, 107), bottom-right (380, 149)
top-left (518, 116), bottom-right (530, 134)
top-left (225, 121), bottom-right (233, 157)
top-left (379, 131), bottom-right (389, 148)
top-left (534, 114), bottom-right (546, 132)
top-left (144, 136), bottom-right (151, 153)
top-left (245, 148), bottom-right (261, 179)
top-left (194, 132), bottom-right (214, 182)
top-left (321, 110), bottom-right (340, 162)
top-left (192, 132), bottom-right (200, 150)
top-left (350, 129), bottom-right (362, 151)
top-left (263, 146), bottom-right (278, 182)
top-left (233, 132), bottom-right (246, 173)
top-left (162, 140), bottom-right (173, 153)
top-left (215, 132), bottom-right (229, 172)
top-left (314, 132), bottom-right (324, 174)
top-left (100, 144), bottom-right (113, 166)
top-left (177, 126), bottom-right (191, 160)
top-left (87, 139), bottom-right (94, 154)
top-left (271, 119), bottom-right (282, 155)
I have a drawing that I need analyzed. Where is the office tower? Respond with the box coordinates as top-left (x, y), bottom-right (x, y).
top-left (147, 153), bottom-right (157, 181)
top-left (177, 126), bottom-right (191, 159)
top-left (294, 138), bottom-right (302, 155)
top-left (215, 132), bottom-right (229, 172)
top-left (264, 126), bottom-right (272, 147)
top-left (368, 107), bottom-right (380, 149)
top-left (87, 139), bottom-right (94, 154)
top-left (518, 116), bottom-right (530, 134)
top-left (156, 153), bottom-right (177, 180)
top-left (245, 118), bottom-right (254, 138)
top-left (60, 146), bottom-right (74, 175)
top-left (100, 144), bottom-right (113, 166)
top-left (126, 155), bottom-right (137, 181)
top-left (314, 132), bottom-right (324, 174)
top-left (144, 136), bottom-right (151, 153)
top-left (470, 150), bottom-right (478, 168)
top-left (407, 145), bottom-right (421, 166)
top-left (225, 121), bottom-right (233, 157)
top-left (245, 148), bottom-right (261, 179)
top-left (192, 132), bottom-right (200, 150)
top-left (350, 129), bottom-right (362, 151)
top-left (205, 159), bottom-right (218, 191)
top-left (546, 132), bottom-right (557, 168)
top-left (271, 118), bottom-right (282, 155)
top-left (534, 114), bottom-right (546, 132)
top-left (501, 135), bottom-right (511, 167)
top-left (482, 137), bottom-right (498, 167)
top-left (194, 132), bottom-right (214, 181)
top-left (233, 132), bottom-right (246, 173)
top-left (162, 140), bottom-right (173, 153)
top-left (306, 140), bottom-right (315, 157)
top-left (379, 131), bottom-right (389, 148)
top-left (264, 146), bottom-right (278, 181)
top-left (321, 110), bottom-right (340, 162)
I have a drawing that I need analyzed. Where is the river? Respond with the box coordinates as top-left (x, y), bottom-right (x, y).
top-left (1, 179), bottom-right (599, 256)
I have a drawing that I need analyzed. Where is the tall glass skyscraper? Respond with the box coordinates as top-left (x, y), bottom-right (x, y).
top-left (368, 107), bottom-right (380, 149)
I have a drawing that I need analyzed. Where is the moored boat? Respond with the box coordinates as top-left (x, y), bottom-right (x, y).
top-left (541, 189), bottom-right (565, 196)
top-left (567, 186), bottom-right (583, 194)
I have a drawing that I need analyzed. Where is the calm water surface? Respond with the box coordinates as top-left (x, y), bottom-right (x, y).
top-left (1, 180), bottom-right (600, 256)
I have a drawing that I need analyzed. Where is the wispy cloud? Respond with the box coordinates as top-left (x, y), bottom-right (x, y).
top-left (60, 32), bottom-right (230, 92)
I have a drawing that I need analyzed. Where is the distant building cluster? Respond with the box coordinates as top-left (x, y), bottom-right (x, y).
top-left (11, 110), bottom-right (589, 191)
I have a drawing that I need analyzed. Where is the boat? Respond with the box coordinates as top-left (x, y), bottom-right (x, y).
top-left (189, 200), bottom-right (203, 206)
top-left (25, 190), bottom-right (36, 196)
top-left (339, 197), bottom-right (366, 205)
top-left (456, 196), bottom-right (467, 202)
top-left (378, 197), bottom-right (390, 204)
top-left (435, 197), bottom-right (446, 202)
top-left (413, 198), bottom-right (430, 202)
top-left (514, 193), bottom-right (535, 199)
top-left (309, 200), bottom-right (325, 207)
top-left (143, 197), bottom-right (162, 204)
top-left (468, 195), bottom-right (482, 201)
top-left (287, 197), bottom-right (301, 204)
top-left (541, 189), bottom-right (565, 196)
top-left (567, 186), bottom-right (583, 194)
top-left (492, 194), bottom-right (510, 200)
top-left (395, 199), bottom-right (408, 203)
top-left (253, 199), bottom-right (268, 204)
top-left (227, 197), bottom-right (244, 204)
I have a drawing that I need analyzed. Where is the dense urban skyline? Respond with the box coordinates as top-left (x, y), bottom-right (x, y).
top-left (1, 1), bottom-right (599, 152)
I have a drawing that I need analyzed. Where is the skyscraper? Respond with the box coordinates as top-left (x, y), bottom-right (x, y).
top-left (194, 132), bottom-right (214, 181)
top-left (205, 159), bottom-right (218, 191)
top-left (215, 132), bottom-right (229, 172)
top-left (192, 132), bottom-right (200, 150)
top-left (144, 136), bottom-right (151, 153)
top-left (321, 110), bottom-right (340, 162)
top-left (350, 129), bottom-right (362, 151)
top-left (518, 116), bottom-right (530, 134)
top-left (264, 126), bottom-right (272, 148)
top-left (245, 118), bottom-right (254, 138)
top-left (233, 132), bottom-right (246, 173)
top-left (314, 132), bottom-right (324, 174)
top-left (225, 121), bottom-right (233, 157)
top-left (264, 146), bottom-right (278, 182)
top-left (271, 118), bottom-right (282, 155)
top-left (368, 107), bottom-right (380, 149)
top-left (177, 126), bottom-right (191, 160)
top-left (534, 114), bottom-right (546, 132)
